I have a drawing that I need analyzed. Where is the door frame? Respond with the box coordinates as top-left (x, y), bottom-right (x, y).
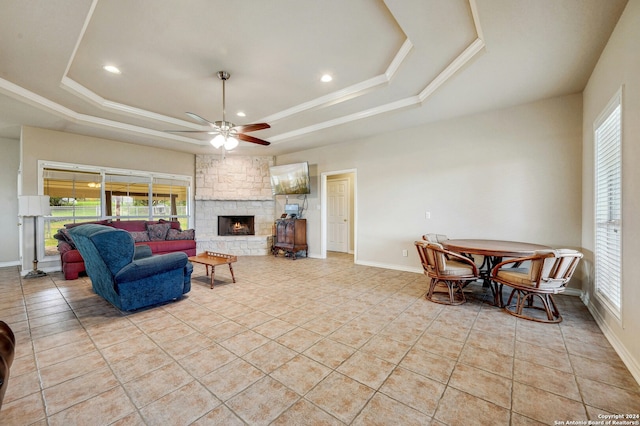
top-left (320, 169), bottom-right (357, 261)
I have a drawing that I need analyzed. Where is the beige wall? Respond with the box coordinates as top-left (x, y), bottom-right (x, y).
top-left (278, 93), bottom-right (583, 275)
top-left (0, 137), bottom-right (20, 266)
top-left (582, 0), bottom-right (640, 383)
top-left (19, 126), bottom-right (195, 272)
top-left (21, 126), bottom-right (195, 193)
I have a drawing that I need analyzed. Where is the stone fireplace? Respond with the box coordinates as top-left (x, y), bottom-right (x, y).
top-left (195, 155), bottom-right (275, 255)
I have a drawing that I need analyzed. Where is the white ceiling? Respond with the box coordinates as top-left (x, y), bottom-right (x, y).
top-left (0, 0), bottom-right (628, 156)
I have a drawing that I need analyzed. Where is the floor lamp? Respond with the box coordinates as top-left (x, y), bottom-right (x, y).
top-left (18, 195), bottom-right (51, 279)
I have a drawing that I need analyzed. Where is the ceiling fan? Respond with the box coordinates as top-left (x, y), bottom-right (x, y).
top-left (165, 71), bottom-right (270, 150)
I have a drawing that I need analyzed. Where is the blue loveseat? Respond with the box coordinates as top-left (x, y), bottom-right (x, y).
top-left (68, 224), bottom-right (192, 311)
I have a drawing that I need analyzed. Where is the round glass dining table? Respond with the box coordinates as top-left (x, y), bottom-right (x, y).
top-left (440, 239), bottom-right (552, 306)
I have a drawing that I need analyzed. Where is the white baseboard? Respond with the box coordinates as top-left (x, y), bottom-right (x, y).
top-left (0, 261), bottom-right (20, 268)
top-left (563, 287), bottom-right (583, 297)
top-left (354, 259), bottom-right (423, 274)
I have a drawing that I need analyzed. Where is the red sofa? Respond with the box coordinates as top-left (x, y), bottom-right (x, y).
top-left (56, 220), bottom-right (196, 280)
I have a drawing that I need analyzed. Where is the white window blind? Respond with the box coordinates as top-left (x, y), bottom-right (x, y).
top-left (594, 92), bottom-right (622, 316)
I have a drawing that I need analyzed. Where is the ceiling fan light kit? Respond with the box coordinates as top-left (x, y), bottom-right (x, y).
top-left (165, 71), bottom-right (270, 150)
top-left (209, 135), bottom-right (238, 151)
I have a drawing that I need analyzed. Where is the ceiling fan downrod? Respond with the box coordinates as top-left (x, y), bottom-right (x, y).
top-left (218, 71), bottom-right (231, 128)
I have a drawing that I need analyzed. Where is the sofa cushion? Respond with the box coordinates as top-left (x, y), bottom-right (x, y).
top-left (110, 220), bottom-right (148, 232)
top-left (144, 240), bottom-right (194, 253)
top-left (130, 231), bottom-right (150, 243)
top-left (166, 229), bottom-right (195, 240)
top-left (147, 223), bottom-right (170, 241)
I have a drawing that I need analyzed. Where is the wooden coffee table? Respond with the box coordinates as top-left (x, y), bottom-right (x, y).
top-left (188, 252), bottom-right (237, 289)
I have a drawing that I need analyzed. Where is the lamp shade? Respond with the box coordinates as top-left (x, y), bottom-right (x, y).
top-left (18, 195), bottom-right (51, 217)
top-left (224, 136), bottom-right (239, 150)
top-left (210, 135), bottom-right (225, 149)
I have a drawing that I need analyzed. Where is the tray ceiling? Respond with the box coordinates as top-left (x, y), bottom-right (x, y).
top-left (0, 0), bottom-right (628, 155)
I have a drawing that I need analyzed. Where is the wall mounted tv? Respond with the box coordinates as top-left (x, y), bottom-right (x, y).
top-left (269, 162), bottom-right (311, 195)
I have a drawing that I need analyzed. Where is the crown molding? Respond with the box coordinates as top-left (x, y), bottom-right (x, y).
top-left (60, 76), bottom-right (203, 129)
top-left (418, 38), bottom-right (485, 102)
top-left (270, 96), bottom-right (419, 143)
top-left (0, 76), bottom-right (205, 146)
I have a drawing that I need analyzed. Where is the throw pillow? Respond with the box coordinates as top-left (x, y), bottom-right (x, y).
top-left (147, 223), bottom-right (170, 241)
top-left (55, 228), bottom-right (76, 249)
top-left (159, 219), bottom-right (182, 230)
top-left (57, 241), bottom-right (74, 254)
top-left (130, 231), bottom-right (150, 243)
top-left (166, 228), bottom-right (195, 240)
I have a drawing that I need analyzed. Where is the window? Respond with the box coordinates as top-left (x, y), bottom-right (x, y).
top-left (594, 89), bottom-right (622, 318)
top-left (41, 162), bottom-right (192, 256)
top-left (151, 177), bottom-right (190, 230)
top-left (43, 169), bottom-right (102, 255)
top-left (104, 173), bottom-right (151, 219)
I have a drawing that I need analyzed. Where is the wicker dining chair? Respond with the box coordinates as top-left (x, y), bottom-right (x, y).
top-left (422, 233), bottom-right (448, 243)
top-left (490, 249), bottom-right (583, 323)
top-left (415, 241), bottom-right (480, 305)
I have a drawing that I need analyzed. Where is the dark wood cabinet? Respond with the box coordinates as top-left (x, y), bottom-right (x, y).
top-left (272, 219), bottom-right (307, 259)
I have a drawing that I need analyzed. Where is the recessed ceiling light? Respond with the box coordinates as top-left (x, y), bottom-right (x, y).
top-left (237, 111), bottom-right (246, 117)
top-left (103, 65), bottom-right (121, 74)
top-left (321, 74), bottom-right (333, 83)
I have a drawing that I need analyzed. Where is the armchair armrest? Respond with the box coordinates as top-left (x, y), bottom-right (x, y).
top-left (134, 244), bottom-right (153, 260)
top-left (115, 252), bottom-right (188, 284)
top-left (490, 254), bottom-right (540, 277)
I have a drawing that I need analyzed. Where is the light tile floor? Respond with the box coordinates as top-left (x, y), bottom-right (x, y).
top-left (1, 253), bottom-right (639, 425)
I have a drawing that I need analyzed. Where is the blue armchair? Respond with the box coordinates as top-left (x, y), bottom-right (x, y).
top-left (68, 224), bottom-right (192, 311)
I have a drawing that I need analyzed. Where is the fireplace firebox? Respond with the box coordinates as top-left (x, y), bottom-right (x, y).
top-left (218, 215), bottom-right (255, 236)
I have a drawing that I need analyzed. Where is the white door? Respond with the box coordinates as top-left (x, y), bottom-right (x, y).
top-left (327, 178), bottom-right (349, 252)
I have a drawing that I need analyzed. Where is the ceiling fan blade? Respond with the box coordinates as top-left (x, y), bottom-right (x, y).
top-left (186, 112), bottom-right (216, 127)
top-left (233, 123), bottom-right (270, 133)
top-left (237, 133), bottom-right (271, 146)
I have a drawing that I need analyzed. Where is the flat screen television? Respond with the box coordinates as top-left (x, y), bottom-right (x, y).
top-left (269, 162), bottom-right (311, 195)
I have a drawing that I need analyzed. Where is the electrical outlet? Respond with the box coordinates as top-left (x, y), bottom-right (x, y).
top-left (402, 249), bottom-right (408, 257)
top-left (425, 211), bottom-right (431, 219)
